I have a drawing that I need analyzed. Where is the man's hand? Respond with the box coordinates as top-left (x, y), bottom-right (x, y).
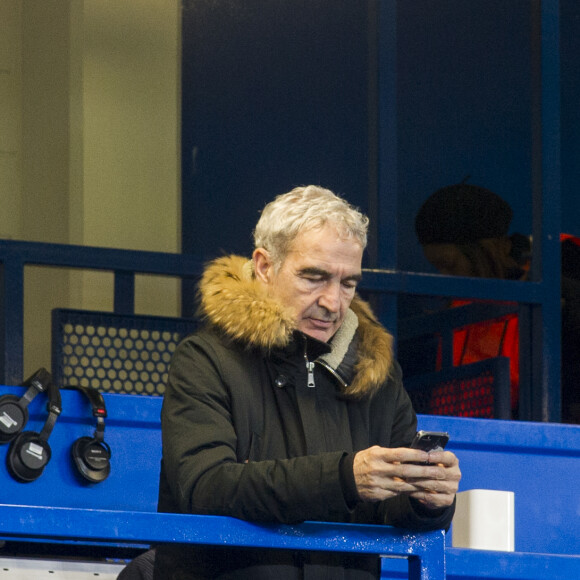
top-left (353, 446), bottom-right (461, 509)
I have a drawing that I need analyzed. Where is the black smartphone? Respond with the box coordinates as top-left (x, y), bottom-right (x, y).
top-left (410, 430), bottom-right (449, 453)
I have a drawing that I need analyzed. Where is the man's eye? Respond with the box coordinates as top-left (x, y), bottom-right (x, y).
top-left (342, 280), bottom-right (358, 290)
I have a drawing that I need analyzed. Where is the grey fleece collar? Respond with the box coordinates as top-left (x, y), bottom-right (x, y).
top-left (317, 308), bottom-right (358, 370)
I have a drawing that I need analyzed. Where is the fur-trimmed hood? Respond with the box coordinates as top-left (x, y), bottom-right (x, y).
top-left (198, 255), bottom-right (394, 398)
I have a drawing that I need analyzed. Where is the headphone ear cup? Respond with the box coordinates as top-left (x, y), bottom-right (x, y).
top-left (72, 436), bottom-right (111, 483)
top-left (7, 431), bottom-right (51, 483)
top-left (0, 395), bottom-right (29, 444)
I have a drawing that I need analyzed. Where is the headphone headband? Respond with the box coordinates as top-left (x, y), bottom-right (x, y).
top-left (63, 386), bottom-right (106, 442)
top-left (23, 367), bottom-right (52, 393)
top-left (38, 383), bottom-right (62, 442)
top-left (19, 367), bottom-right (53, 411)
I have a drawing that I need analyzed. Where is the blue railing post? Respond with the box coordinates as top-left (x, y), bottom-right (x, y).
top-left (114, 270), bottom-right (136, 314)
top-left (537, 0), bottom-right (562, 422)
top-left (375, 0), bottom-right (399, 336)
top-left (0, 257), bottom-right (25, 385)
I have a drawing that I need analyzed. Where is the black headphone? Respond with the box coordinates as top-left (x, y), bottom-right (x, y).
top-left (69, 386), bottom-right (111, 483)
top-left (1, 368), bottom-right (62, 483)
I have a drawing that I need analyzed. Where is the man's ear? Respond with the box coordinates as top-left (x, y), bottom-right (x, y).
top-left (252, 248), bottom-right (273, 284)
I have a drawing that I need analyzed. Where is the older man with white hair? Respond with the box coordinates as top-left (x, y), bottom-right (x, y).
top-left (154, 185), bottom-right (461, 579)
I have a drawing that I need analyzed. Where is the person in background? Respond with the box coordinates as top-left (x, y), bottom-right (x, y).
top-left (415, 182), bottom-right (529, 281)
top-left (415, 182), bottom-right (580, 423)
top-left (154, 185), bottom-right (460, 579)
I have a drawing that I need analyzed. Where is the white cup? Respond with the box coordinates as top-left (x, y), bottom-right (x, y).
top-left (451, 489), bottom-right (515, 551)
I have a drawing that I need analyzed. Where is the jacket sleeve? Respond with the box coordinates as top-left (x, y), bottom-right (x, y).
top-left (160, 335), bottom-right (352, 524)
top-left (350, 362), bottom-right (456, 531)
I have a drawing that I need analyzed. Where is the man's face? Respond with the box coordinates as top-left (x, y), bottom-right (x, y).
top-left (254, 225), bottom-right (363, 342)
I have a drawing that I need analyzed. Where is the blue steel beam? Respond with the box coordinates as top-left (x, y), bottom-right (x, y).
top-left (360, 269), bottom-right (543, 304)
top-left (446, 548), bottom-right (580, 580)
top-left (537, 0), bottom-right (562, 422)
top-left (0, 505), bottom-right (445, 580)
top-left (114, 270), bottom-right (136, 315)
top-left (374, 0), bottom-right (399, 336)
top-left (0, 240), bottom-right (204, 277)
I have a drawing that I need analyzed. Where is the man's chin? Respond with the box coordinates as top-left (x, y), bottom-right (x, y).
top-left (300, 322), bottom-right (336, 343)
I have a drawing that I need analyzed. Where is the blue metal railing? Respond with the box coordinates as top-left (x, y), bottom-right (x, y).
top-left (0, 237), bottom-right (562, 421)
top-left (0, 387), bottom-right (447, 580)
top-left (0, 239), bottom-right (205, 387)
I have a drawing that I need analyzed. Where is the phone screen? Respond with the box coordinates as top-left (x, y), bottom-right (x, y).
top-left (410, 430), bottom-right (449, 452)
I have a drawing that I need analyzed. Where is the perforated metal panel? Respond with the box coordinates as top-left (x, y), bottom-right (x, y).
top-left (52, 309), bottom-right (199, 396)
top-left (410, 371), bottom-right (495, 418)
top-left (404, 357), bottom-right (511, 419)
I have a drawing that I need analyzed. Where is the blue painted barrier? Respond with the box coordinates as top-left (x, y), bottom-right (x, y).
top-left (0, 386), bottom-right (444, 580)
top-left (2, 385), bottom-right (579, 579)
top-left (445, 548), bottom-right (580, 580)
top-left (381, 415), bottom-right (580, 579)
top-left (418, 414), bottom-right (580, 556)
top-left (1, 386), bottom-right (161, 512)
top-left (382, 549), bottom-right (580, 580)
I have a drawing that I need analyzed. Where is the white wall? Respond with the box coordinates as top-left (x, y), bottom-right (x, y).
top-left (0, 0), bottom-right (23, 241)
top-left (0, 0), bottom-right (181, 378)
top-left (79, 0), bottom-right (181, 314)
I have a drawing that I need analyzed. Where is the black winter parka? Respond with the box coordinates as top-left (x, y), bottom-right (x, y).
top-left (154, 256), bottom-right (454, 579)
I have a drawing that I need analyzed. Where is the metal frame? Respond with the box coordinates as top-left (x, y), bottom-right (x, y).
top-left (366, 0), bottom-right (563, 422)
top-left (0, 387), bottom-right (446, 580)
top-left (0, 506), bottom-right (445, 580)
top-left (51, 308), bottom-right (200, 395)
top-left (0, 240), bottom-right (204, 387)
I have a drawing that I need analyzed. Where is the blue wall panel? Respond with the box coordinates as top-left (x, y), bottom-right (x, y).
top-left (1, 386), bottom-right (578, 557)
top-left (396, 0), bottom-right (534, 273)
top-left (180, 0), bottom-right (578, 272)
top-left (181, 0), bottom-right (371, 261)
top-left (0, 387), bottom-right (162, 512)
top-left (418, 414), bottom-right (580, 555)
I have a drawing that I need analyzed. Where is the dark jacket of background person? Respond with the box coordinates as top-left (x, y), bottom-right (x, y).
top-left (154, 255), bottom-right (455, 580)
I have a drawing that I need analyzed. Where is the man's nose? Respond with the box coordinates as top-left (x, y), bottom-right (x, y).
top-left (318, 282), bottom-right (341, 313)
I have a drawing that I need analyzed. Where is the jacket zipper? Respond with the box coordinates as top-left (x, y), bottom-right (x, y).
top-left (303, 336), bottom-right (350, 390)
top-left (315, 358), bottom-right (349, 390)
top-left (304, 342), bottom-right (315, 388)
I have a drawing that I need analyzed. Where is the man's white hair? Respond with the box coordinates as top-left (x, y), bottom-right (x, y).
top-left (253, 185), bottom-right (369, 268)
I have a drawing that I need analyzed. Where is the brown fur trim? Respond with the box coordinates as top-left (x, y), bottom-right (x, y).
top-left (199, 255), bottom-right (296, 349)
top-left (347, 297), bottom-right (394, 397)
top-left (198, 256), bottom-right (394, 396)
